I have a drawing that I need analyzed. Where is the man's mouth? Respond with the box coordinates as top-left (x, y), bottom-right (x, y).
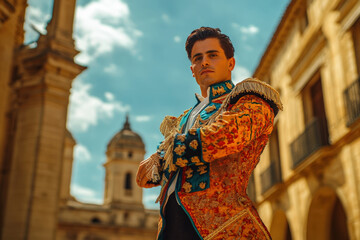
top-left (201, 69), bottom-right (214, 75)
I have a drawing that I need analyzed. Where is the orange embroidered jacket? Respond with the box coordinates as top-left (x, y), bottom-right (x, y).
top-left (156, 78), bottom-right (283, 240)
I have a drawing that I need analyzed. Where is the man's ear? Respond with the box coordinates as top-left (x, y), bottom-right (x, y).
top-left (228, 57), bottom-right (235, 71)
top-left (190, 65), bottom-right (195, 77)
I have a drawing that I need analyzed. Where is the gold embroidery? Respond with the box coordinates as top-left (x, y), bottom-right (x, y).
top-left (191, 156), bottom-right (200, 164)
top-left (169, 163), bottom-right (178, 172)
top-left (204, 210), bottom-right (247, 240)
top-left (205, 105), bottom-right (217, 113)
top-left (199, 182), bottom-right (206, 189)
top-left (188, 128), bottom-right (197, 135)
top-left (175, 158), bottom-right (188, 167)
top-left (212, 86), bottom-right (226, 96)
top-left (189, 140), bottom-right (198, 150)
top-left (197, 166), bottom-right (207, 175)
top-left (247, 209), bottom-right (272, 240)
top-left (185, 168), bottom-right (193, 178)
top-left (199, 119), bottom-right (209, 126)
top-left (176, 134), bottom-right (186, 142)
top-left (182, 182), bottom-right (192, 193)
top-left (174, 144), bottom-right (186, 156)
top-left (225, 81), bottom-right (233, 90)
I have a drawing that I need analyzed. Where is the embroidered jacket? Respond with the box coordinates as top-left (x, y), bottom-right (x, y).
top-left (156, 78), bottom-right (283, 240)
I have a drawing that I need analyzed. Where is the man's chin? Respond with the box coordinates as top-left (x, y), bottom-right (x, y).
top-left (204, 79), bottom-right (227, 86)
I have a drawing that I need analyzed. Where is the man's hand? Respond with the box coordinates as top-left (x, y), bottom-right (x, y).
top-left (136, 153), bottom-right (161, 188)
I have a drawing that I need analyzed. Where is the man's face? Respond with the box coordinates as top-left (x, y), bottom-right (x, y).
top-left (190, 38), bottom-right (235, 95)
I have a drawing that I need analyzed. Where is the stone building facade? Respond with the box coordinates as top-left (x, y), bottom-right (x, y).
top-left (251, 0), bottom-right (360, 239)
top-left (0, 1), bottom-right (157, 239)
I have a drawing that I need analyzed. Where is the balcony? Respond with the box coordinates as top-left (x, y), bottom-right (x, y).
top-left (260, 162), bottom-right (282, 194)
top-left (290, 118), bottom-right (328, 168)
top-left (344, 77), bottom-right (360, 126)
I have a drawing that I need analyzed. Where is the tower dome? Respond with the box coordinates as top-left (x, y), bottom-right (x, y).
top-left (107, 115), bottom-right (145, 151)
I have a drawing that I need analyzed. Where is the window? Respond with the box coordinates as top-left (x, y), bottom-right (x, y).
top-left (351, 17), bottom-right (360, 76)
top-left (125, 172), bottom-right (132, 196)
top-left (124, 212), bottom-right (129, 221)
top-left (270, 125), bottom-right (281, 167)
top-left (260, 124), bottom-right (282, 194)
top-left (343, 17), bottom-right (360, 126)
top-left (269, 124), bottom-right (282, 182)
top-left (291, 72), bottom-right (329, 167)
top-left (91, 217), bottom-right (101, 224)
top-left (301, 72), bottom-right (329, 144)
top-left (128, 151), bottom-right (133, 158)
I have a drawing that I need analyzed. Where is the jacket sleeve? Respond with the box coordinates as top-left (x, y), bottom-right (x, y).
top-left (172, 94), bottom-right (275, 167)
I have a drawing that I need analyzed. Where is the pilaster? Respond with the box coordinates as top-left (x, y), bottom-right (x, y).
top-left (0, 0), bottom-right (85, 239)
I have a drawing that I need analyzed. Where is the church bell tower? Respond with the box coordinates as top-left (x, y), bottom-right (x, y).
top-left (104, 115), bottom-right (145, 210)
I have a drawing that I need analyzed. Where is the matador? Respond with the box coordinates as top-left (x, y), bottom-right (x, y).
top-left (136, 27), bottom-right (283, 240)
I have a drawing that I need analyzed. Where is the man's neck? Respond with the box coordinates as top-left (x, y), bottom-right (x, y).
top-left (201, 87), bottom-right (211, 98)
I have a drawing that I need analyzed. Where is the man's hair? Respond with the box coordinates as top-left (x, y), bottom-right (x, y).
top-left (185, 27), bottom-right (235, 60)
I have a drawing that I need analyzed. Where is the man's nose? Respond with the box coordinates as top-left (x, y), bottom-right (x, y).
top-left (201, 57), bottom-right (210, 67)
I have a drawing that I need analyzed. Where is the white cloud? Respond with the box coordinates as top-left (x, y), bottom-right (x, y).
top-left (174, 35), bottom-right (181, 43)
top-left (74, 144), bottom-right (91, 162)
top-left (232, 23), bottom-right (259, 40)
top-left (232, 66), bottom-right (251, 84)
top-left (71, 184), bottom-right (103, 204)
top-left (105, 92), bottom-right (115, 101)
top-left (241, 25), bottom-right (259, 35)
top-left (74, 0), bottom-right (143, 64)
top-left (104, 64), bottom-right (117, 73)
top-left (24, 5), bottom-right (51, 43)
top-left (135, 115), bottom-right (152, 122)
top-left (67, 79), bottom-right (130, 132)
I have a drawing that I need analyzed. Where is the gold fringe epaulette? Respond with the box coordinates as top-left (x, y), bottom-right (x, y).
top-left (160, 108), bottom-right (191, 138)
top-left (160, 116), bottom-right (179, 138)
top-left (228, 78), bottom-right (283, 111)
top-left (158, 108), bottom-right (192, 171)
top-left (206, 78), bottom-right (283, 125)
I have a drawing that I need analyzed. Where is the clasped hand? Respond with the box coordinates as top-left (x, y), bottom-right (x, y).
top-left (136, 153), bottom-right (161, 188)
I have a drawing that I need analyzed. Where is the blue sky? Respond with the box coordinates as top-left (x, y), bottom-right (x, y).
top-left (24, 0), bottom-right (290, 209)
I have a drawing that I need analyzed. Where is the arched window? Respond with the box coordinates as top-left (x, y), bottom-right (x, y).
top-left (124, 212), bottom-right (129, 221)
top-left (307, 187), bottom-right (350, 240)
top-left (128, 151), bottom-right (133, 158)
top-left (91, 217), bottom-right (101, 224)
top-left (125, 172), bottom-right (132, 196)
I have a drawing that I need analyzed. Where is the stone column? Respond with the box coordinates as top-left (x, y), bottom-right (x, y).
top-left (59, 130), bottom-right (76, 207)
top-left (0, 0), bottom-right (85, 239)
top-left (0, 0), bottom-right (27, 223)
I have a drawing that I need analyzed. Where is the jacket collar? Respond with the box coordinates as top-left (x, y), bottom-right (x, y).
top-left (195, 80), bottom-right (234, 103)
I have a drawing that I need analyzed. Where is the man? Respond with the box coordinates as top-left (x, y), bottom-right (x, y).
top-left (136, 27), bottom-right (282, 240)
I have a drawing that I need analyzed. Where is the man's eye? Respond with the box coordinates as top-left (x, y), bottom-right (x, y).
top-left (194, 56), bottom-right (202, 62)
top-left (210, 53), bottom-right (217, 57)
